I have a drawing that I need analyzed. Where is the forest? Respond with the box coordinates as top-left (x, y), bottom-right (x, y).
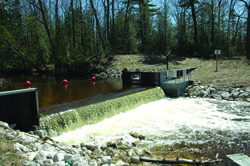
top-left (0, 0), bottom-right (250, 73)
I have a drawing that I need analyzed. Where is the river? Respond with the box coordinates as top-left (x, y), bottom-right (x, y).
top-left (0, 75), bottom-right (144, 114)
top-left (53, 97), bottom-right (250, 160)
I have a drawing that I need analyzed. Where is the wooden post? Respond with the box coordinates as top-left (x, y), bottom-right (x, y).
top-left (215, 50), bottom-right (221, 72)
top-left (216, 54), bottom-right (218, 72)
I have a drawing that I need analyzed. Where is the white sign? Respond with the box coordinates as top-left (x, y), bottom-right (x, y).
top-left (167, 70), bottom-right (177, 78)
top-left (215, 50), bottom-right (221, 55)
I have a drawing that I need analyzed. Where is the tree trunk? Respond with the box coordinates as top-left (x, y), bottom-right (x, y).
top-left (247, 7), bottom-right (250, 59)
top-left (123, 0), bottom-right (130, 54)
top-left (211, 0), bottom-right (215, 52)
top-left (37, 0), bottom-right (56, 64)
top-left (239, 0), bottom-right (250, 59)
top-left (79, 0), bottom-right (85, 51)
top-left (7, 42), bottom-right (43, 72)
top-left (190, 1), bottom-right (198, 55)
top-left (71, 0), bottom-right (75, 48)
top-left (90, 0), bottom-right (106, 50)
top-left (217, 0), bottom-right (222, 53)
top-left (106, 0), bottom-right (110, 42)
top-left (38, 0), bottom-right (52, 44)
top-left (227, 0), bottom-right (234, 57)
top-left (164, 0), bottom-right (167, 53)
top-left (112, 0), bottom-right (115, 53)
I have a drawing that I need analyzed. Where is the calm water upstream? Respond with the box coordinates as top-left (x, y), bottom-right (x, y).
top-left (0, 75), bottom-right (143, 114)
top-left (53, 98), bottom-right (250, 160)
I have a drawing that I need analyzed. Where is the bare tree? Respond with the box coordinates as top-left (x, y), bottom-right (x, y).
top-left (238, 0), bottom-right (250, 59)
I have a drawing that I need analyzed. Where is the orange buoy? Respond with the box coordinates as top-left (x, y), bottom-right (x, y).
top-left (62, 79), bottom-right (68, 84)
top-left (91, 76), bottom-right (96, 82)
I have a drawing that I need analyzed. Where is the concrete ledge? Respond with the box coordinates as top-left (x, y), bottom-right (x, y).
top-left (160, 80), bottom-right (191, 97)
top-left (225, 154), bottom-right (250, 166)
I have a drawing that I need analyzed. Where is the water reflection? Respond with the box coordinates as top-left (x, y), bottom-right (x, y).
top-left (0, 75), bottom-right (142, 114)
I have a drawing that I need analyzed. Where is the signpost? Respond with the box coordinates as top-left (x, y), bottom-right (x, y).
top-left (215, 50), bottom-right (221, 72)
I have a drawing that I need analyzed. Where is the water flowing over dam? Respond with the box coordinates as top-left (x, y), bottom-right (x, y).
top-left (53, 97), bottom-right (250, 159)
top-left (40, 87), bottom-right (165, 136)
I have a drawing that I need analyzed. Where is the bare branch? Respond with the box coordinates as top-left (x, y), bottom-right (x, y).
top-left (25, 0), bottom-right (41, 10)
top-left (140, 157), bottom-right (223, 165)
top-left (238, 0), bottom-right (249, 8)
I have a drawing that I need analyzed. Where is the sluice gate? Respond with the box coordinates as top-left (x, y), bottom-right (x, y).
top-left (122, 67), bottom-right (196, 97)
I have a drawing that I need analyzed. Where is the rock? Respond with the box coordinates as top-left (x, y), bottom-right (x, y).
top-left (116, 160), bottom-right (129, 166)
top-left (128, 149), bottom-right (136, 157)
top-left (212, 94), bottom-right (222, 100)
top-left (14, 142), bottom-right (32, 153)
top-left (7, 133), bottom-right (16, 140)
top-left (102, 156), bottom-right (112, 164)
top-left (17, 132), bottom-right (39, 144)
top-left (130, 156), bottom-right (140, 164)
top-left (0, 121), bottom-right (9, 129)
top-left (64, 154), bottom-right (74, 164)
top-left (81, 143), bottom-right (97, 151)
top-left (22, 161), bottom-right (39, 166)
top-left (34, 151), bottom-right (46, 162)
top-left (132, 141), bottom-right (139, 147)
top-left (221, 91), bottom-right (230, 100)
top-left (107, 141), bottom-right (118, 149)
top-left (89, 160), bottom-right (98, 166)
top-left (129, 132), bottom-right (145, 140)
top-left (54, 161), bottom-right (66, 166)
top-left (209, 87), bottom-right (216, 94)
top-left (53, 153), bottom-right (65, 162)
top-left (46, 153), bottom-right (53, 159)
top-left (42, 159), bottom-right (54, 166)
top-left (99, 72), bottom-right (107, 79)
top-left (37, 130), bottom-right (46, 138)
top-left (231, 90), bottom-right (240, 98)
top-left (72, 160), bottom-right (88, 166)
top-left (239, 92), bottom-right (250, 98)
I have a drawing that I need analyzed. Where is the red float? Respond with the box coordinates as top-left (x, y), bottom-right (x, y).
top-left (25, 81), bottom-right (31, 88)
top-left (91, 76), bottom-right (96, 82)
top-left (62, 79), bottom-right (68, 84)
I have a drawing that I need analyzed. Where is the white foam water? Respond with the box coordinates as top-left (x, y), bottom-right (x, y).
top-left (53, 97), bottom-right (250, 157)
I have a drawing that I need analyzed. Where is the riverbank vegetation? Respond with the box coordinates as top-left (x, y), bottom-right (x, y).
top-left (0, 134), bottom-right (26, 166)
top-left (1, 0), bottom-right (250, 74)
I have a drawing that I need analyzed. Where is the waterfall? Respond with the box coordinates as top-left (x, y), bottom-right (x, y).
top-left (39, 87), bottom-right (165, 136)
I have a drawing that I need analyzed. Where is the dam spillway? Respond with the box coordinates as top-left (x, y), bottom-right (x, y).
top-left (39, 87), bottom-right (165, 136)
top-left (53, 97), bottom-right (250, 160)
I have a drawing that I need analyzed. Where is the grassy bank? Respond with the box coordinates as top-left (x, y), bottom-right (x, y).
top-left (110, 55), bottom-right (250, 88)
top-left (0, 135), bottom-right (26, 166)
